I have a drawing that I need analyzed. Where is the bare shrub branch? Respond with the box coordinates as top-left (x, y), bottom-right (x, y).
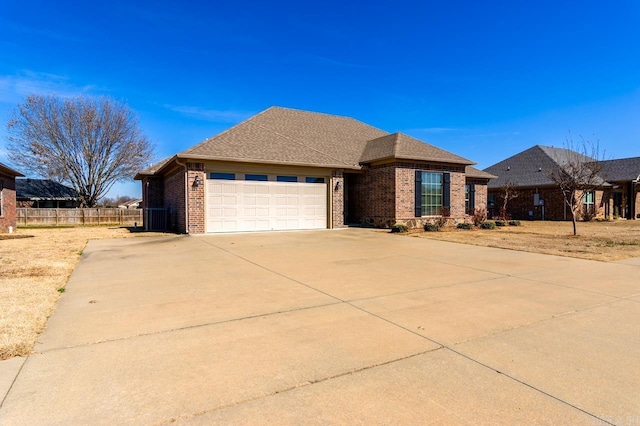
top-left (548, 135), bottom-right (605, 235)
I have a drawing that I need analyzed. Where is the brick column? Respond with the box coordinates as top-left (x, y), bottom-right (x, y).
top-left (187, 163), bottom-right (206, 234)
top-left (331, 171), bottom-right (345, 228)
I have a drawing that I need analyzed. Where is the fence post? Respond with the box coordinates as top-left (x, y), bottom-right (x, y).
top-left (97, 208), bottom-right (100, 225)
top-left (55, 209), bottom-right (58, 226)
top-left (24, 208), bottom-right (27, 226)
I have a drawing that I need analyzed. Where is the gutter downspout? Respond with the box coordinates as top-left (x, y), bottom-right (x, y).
top-left (175, 159), bottom-right (189, 234)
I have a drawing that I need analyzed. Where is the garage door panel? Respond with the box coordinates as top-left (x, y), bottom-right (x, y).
top-left (206, 179), bottom-right (327, 233)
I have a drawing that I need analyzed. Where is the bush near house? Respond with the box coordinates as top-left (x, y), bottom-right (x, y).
top-left (480, 221), bottom-right (496, 229)
top-left (391, 223), bottom-right (409, 233)
top-left (424, 223), bottom-right (440, 232)
top-left (457, 222), bottom-right (473, 230)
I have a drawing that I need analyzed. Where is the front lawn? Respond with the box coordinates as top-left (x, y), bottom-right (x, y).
top-left (411, 220), bottom-right (640, 262)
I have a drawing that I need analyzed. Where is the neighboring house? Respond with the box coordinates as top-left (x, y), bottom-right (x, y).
top-left (599, 157), bottom-right (640, 219)
top-left (118, 198), bottom-right (142, 209)
top-left (484, 145), bottom-right (639, 220)
top-left (16, 179), bottom-right (81, 208)
top-left (0, 162), bottom-right (24, 233)
top-left (135, 107), bottom-right (494, 233)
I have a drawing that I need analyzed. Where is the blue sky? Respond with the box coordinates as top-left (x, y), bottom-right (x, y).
top-left (1, 0), bottom-right (639, 198)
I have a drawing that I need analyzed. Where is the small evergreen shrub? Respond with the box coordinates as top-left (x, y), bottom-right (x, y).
top-left (495, 220), bottom-right (506, 227)
top-left (456, 222), bottom-right (472, 230)
top-left (480, 221), bottom-right (496, 229)
top-left (391, 223), bottom-right (409, 233)
top-left (424, 223), bottom-right (440, 232)
top-left (508, 220), bottom-right (521, 226)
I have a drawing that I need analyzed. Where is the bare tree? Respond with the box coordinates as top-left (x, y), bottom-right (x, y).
top-left (498, 181), bottom-right (518, 220)
top-left (6, 95), bottom-right (153, 207)
top-left (548, 136), bottom-right (604, 236)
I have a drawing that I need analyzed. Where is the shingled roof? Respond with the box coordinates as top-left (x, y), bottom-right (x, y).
top-left (182, 107), bottom-right (388, 169)
top-left (139, 107), bottom-right (479, 177)
top-left (485, 145), bottom-right (602, 189)
top-left (599, 157), bottom-right (640, 182)
top-left (360, 133), bottom-right (473, 165)
top-left (16, 179), bottom-right (79, 200)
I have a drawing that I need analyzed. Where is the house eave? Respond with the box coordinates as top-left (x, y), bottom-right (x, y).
top-left (138, 154), bottom-right (362, 178)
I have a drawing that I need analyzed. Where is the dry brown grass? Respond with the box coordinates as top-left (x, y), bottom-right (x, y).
top-left (0, 226), bottom-right (170, 360)
top-left (411, 220), bottom-right (640, 262)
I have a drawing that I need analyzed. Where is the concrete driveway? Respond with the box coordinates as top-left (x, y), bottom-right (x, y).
top-left (1, 228), bottom-right (639, 424)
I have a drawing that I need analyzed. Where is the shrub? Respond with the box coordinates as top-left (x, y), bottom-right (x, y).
top-left (424, 223), bottom-right (440, 232)
top-left (508, 220), bottom-right (521, 226)
top-left (495, 220), bottom-right (506, 227)
top-left (472, 207), bottom-right (487, 226)
top-left (391, 223), bottom-right (409, 233)
top-left (434, 207), bottom-right (450, 228)
top-left (480, 221), bottom-right (496, 229)
top-left (456, 222), bottom-right (472, 230)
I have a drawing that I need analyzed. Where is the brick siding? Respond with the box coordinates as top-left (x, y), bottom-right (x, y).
top-left (0, 174), bottom-right (17, 233)
top-left (186, 163), bottom-right (205, 234)
top-left (331, 170), bottom-right (345, 228)
top-left (347, 164), bottom-right (396, 227)
top-left (163, 168), bottom-right (186, 232)
top-left (394, 162), bottom-right (468, 225)
top-left (346, 162), bottom-right (484, 229)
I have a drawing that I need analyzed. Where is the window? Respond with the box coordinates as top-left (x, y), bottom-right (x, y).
top-left (245, 174), bottom-right (268, 181)
top-left (305, 177), bottom-right (325, 183)
top-left (465, 185), bottom-right (470, 214)
top-left (277, 176), bottom-right (297, 182)
top-left (421, 172), bottom-right (443, 216)
top-left (209, 172), bottom-right (235, 180)
top-left (583, 191), bottom-right (595, 214)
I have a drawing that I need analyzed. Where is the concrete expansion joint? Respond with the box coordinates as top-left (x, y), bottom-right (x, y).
top-left (156, 347), bottom-right (443, 425)
top-left (34, 301), bottom-right (345, 355)
top-left (440, 347), bottom-right (615, 426)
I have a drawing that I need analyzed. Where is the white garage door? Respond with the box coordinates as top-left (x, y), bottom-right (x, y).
top-left (206, 178), bottom-right (328, 232)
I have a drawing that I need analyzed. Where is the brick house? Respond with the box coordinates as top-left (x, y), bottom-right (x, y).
top-left (15, 179), bottom-right (81, 208)
top-left (0, 162), bottom-right (24, 233)
top-left (484, 145), bottom-right (639, 220)
top-left (136, 107), bottom-right (494, 233)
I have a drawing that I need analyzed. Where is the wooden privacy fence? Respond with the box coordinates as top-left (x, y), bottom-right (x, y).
top-left (16, 208), bottom-right (143, 227)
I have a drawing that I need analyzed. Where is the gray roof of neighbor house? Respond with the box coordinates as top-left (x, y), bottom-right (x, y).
top-left (0, 162), bottom-right (24, 178)
top-left (137, 107), bottom-right (478, 177)
top-left (599, 157), bottom-right (640, 182)
top-left (485, 145), bottom-right (604, 189)
top-left (16, 179), bottom-right (79, 200)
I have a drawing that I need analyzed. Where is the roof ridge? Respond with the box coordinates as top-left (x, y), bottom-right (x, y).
top-left (270, 106), bottom-right (391, 136)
